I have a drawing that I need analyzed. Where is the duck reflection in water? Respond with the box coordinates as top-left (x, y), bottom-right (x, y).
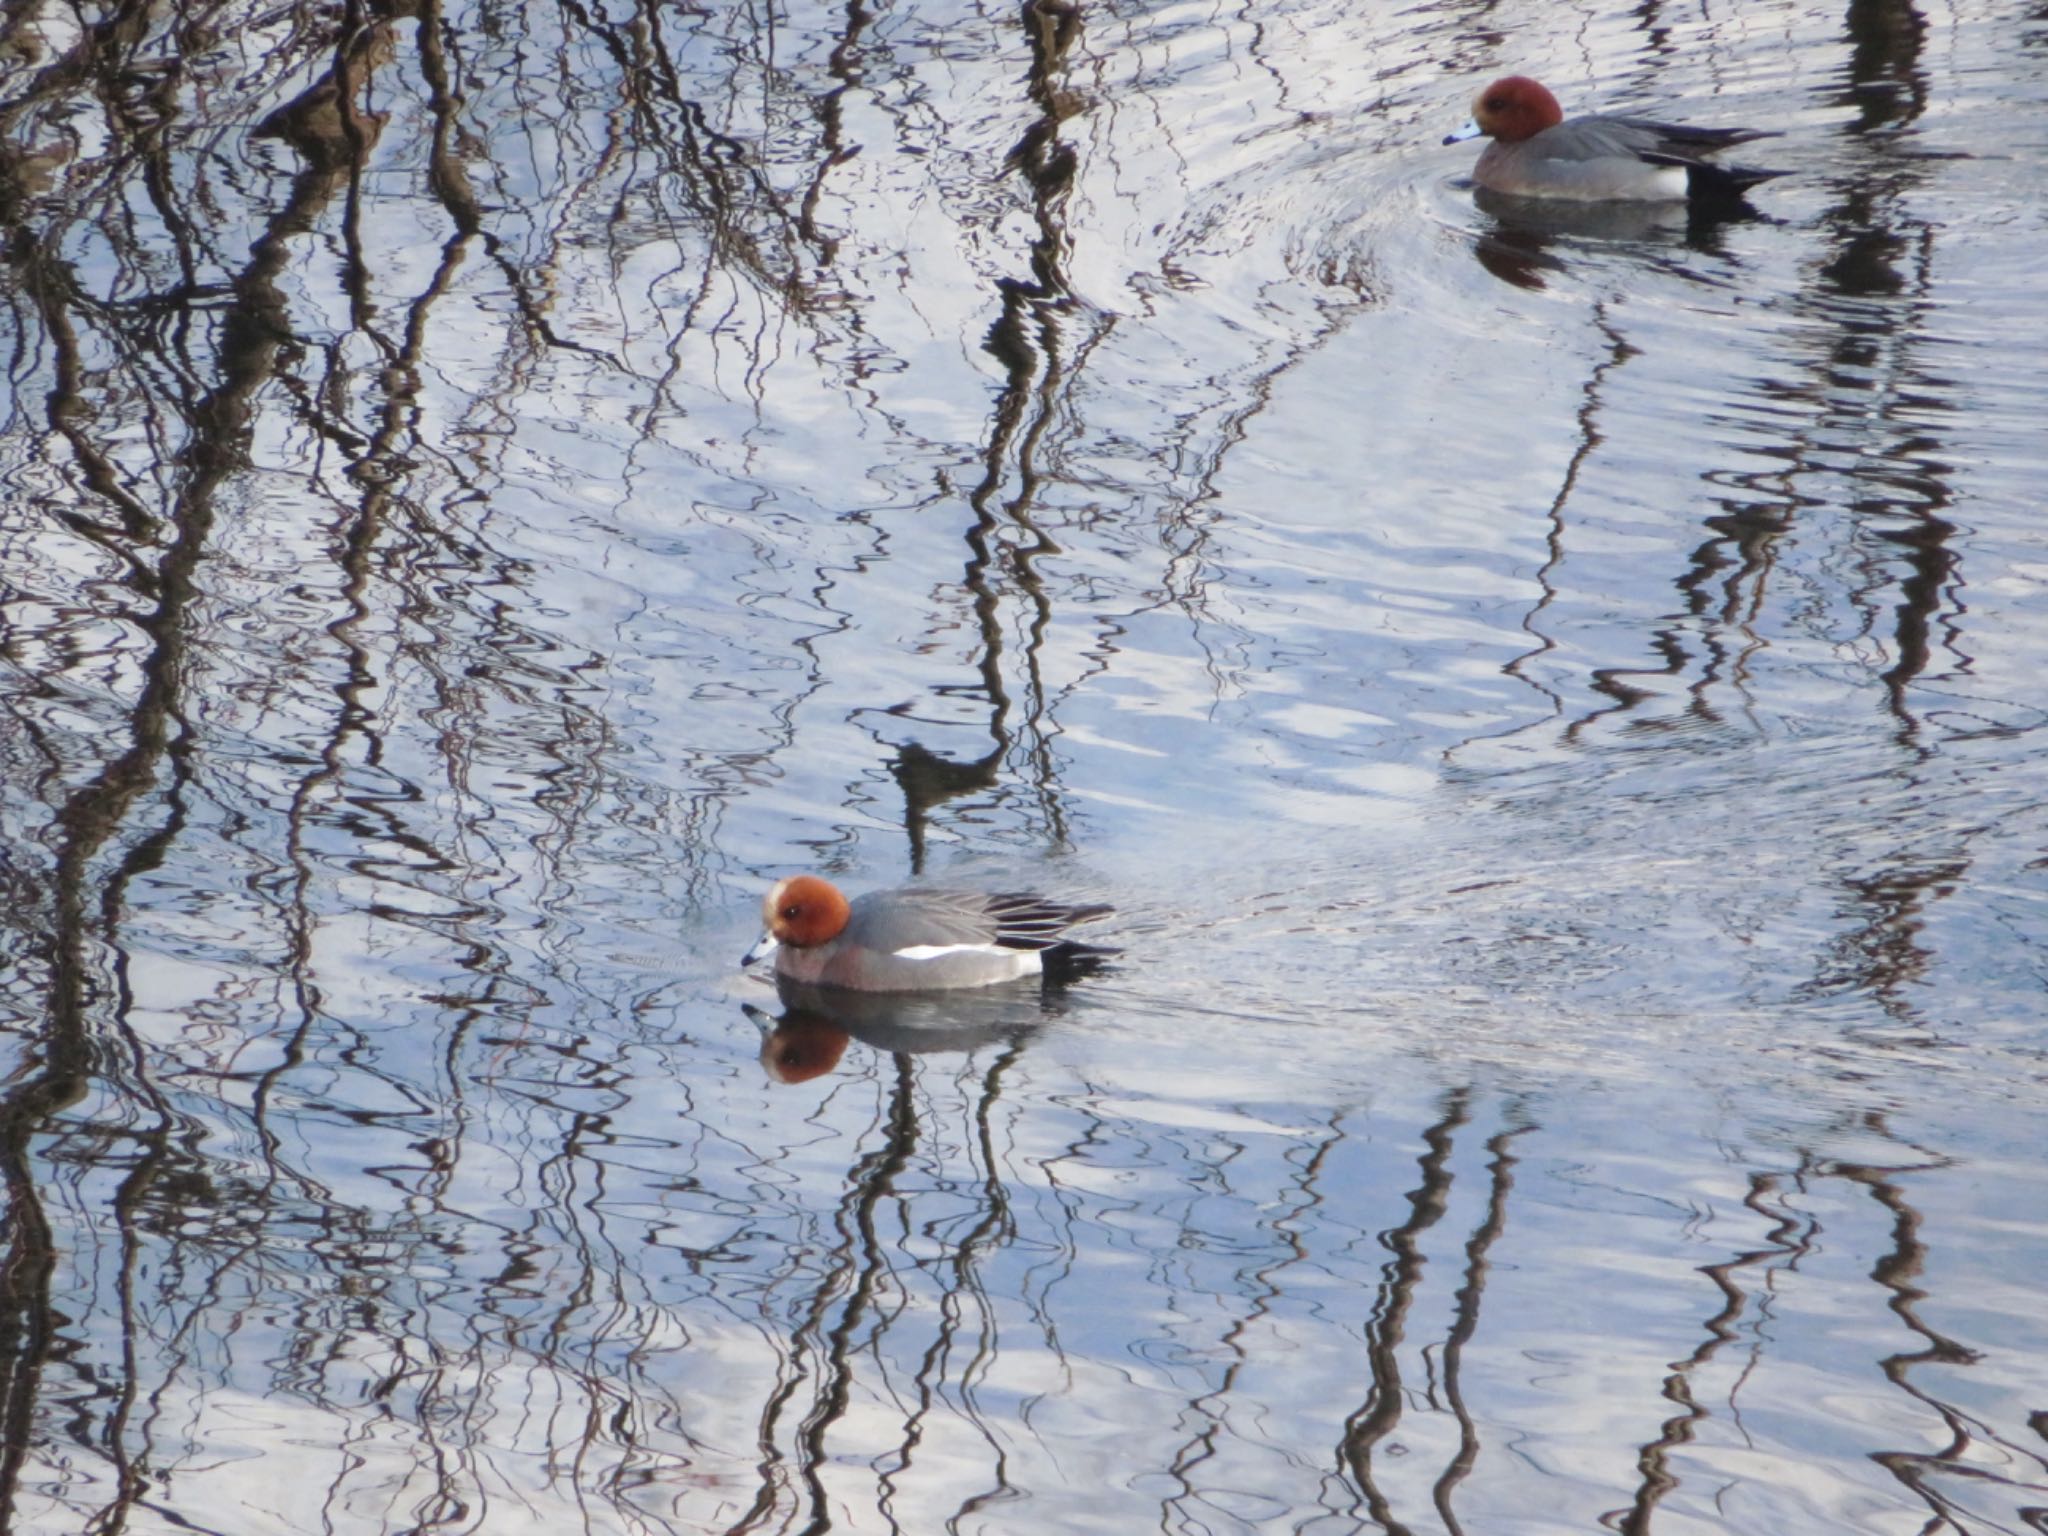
top-left (1467, 188), bottom-right (1769, 292)
top-left (748, 958), bottom-right (1113, 1085)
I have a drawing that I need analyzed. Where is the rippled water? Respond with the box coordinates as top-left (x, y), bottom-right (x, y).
top-left (4, 0), bottom-right (2046, 1531)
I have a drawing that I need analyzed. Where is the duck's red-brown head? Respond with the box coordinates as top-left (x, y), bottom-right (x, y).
top-left (761, 875), bottom-right (852, 950)
top-left (1471, 76), bottom-right (1565, 143)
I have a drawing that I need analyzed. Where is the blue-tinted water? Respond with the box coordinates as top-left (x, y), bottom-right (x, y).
top-left (2, 0), bottom-right (2044, 1531)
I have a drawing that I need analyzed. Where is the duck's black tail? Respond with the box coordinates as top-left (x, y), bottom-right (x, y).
top-left (1040, 940), bottom-right (1120, 984)
top-left (1697, 161), bottom-right (1790, 195)
top-left (1680, 159), bottom-right (1788, 217)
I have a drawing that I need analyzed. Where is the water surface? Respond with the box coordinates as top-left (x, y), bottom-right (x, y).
top-left (2, 0), bottom-right (2045, 1532)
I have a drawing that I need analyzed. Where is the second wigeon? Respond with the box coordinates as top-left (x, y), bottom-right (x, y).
top-left (741, 875), bottom-right (1115, 992)
top-left (1446, 76), bottom-right (1785, 204)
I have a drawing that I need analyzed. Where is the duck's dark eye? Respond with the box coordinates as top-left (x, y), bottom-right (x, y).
top-left (782, 904), bottom-right (801, 919)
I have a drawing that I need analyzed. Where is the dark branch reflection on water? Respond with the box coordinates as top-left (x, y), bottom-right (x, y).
top-left (3, 0), bottom-right (2047, 1530)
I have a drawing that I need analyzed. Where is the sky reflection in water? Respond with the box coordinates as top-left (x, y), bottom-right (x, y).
top-left (2, 0), bottom-right (2046, 1531)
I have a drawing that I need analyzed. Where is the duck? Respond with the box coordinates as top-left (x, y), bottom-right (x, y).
top-left (741, 875), bottom-right (1115, 992)
top-left (1446, 76), bottom-right (1785, 204)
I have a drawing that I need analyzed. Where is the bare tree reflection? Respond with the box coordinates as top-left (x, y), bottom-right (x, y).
top-left (3, 0), bottom-right (867, 1523)
top-left (872, 0), bottom-right (1106, 864)
top-left (726, 1034), bottom-right (1041, 1536)
top-left (1428, 1120), bottom-right (1533, 1532)
top-left (1609, 1164), bottom-right (1819, 1534)
top-left (1832, 1132), bottom-right (2048, 1527)
top-left (1338, 1088), bottom-right (1469, 1533)
top-left (0, 0), bottom-right (380, 1505)
top-left (1792, 0), bottom-right (1972, 1029)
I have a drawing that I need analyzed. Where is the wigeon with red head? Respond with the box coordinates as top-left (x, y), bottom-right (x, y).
top-left (741, 875), bottom-right (1115, 992)
top-left (1446, 76), bottom-right (1784, 204)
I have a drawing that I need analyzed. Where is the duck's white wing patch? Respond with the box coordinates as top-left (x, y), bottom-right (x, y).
top-left (893, 942), bottom-right (1013, 961)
